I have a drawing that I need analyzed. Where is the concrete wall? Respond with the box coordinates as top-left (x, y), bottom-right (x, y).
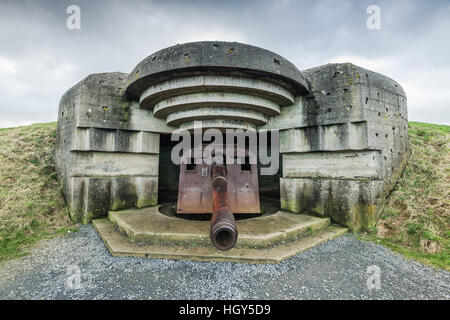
top-left (264, 63), bottom-right (409, 232)
top-left (55, 72), bottom-right (169, 223)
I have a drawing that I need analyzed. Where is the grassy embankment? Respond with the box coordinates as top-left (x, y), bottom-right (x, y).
top-left (363, 122), bottom-right (449, 270)
top-left (0, 123), bottom-right (75, 262)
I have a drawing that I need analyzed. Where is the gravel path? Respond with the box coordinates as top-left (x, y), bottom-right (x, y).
top-left (0, 225), bottom-right (448, 300)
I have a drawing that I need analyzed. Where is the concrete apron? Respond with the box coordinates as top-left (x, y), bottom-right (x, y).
top-left (92, 206), bottom-right (347, 264)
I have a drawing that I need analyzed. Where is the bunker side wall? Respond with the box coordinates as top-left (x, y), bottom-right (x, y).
top-left (55, 72), bottom-right (170, 223)
top-left (263, 63), bottom-right (409, 232)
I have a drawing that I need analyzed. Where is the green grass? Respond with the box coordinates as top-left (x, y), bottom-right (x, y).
top-left (368, 237), bottom-right (449, 270)
top-left (0, 122), bottom-right (76, 262)
top-left (408, 121), bottom-right (450, 134)
top-left (362, 122), bottom-right (449, 270)
top-left (307, 227), bottom-right (315, 236)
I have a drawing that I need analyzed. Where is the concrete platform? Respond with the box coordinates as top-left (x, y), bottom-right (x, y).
top-left (93, 218), bottom-right (347, 263)
top-left (108, 206), bottom-right (331, 248)
top-left (92, 206), bottom-right (347, 263)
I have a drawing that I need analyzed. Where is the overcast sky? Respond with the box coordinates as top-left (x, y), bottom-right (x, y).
top-left (0, 0), bottom-right (449, 127)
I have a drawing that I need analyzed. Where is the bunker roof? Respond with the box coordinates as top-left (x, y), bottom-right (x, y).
top-left (125, 41), bottom-right (309, 100)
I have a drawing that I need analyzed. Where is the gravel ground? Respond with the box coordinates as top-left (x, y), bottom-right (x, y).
top-left (0, 225), bottom-right (448, 300)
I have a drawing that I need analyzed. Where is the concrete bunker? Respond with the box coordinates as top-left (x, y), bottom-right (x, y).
top-left (55, 41), bottom-right (409, 256)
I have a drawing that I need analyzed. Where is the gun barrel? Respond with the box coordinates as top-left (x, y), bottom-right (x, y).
top-left (210, 164), bottom-right (238, 251)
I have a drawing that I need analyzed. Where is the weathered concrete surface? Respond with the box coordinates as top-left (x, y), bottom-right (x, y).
top-left (134, 74), bottom-right (293, 131)
top-left (55, 73), bottom-right (164, 223)
top-left (107, 206), bottom-right (331, 248)
top-left (66, 176), bottom-right (159, 223)
top-left (139, 75), bottom-right (295, 108)
top-left (69, 152), bottom-right (159, 177)
top-left (279, 122), bottom-right (368, 152)
top-left (282, 151), bottom-right (382, 179)
top-left (72, 128), bottom-right (160, 153)
top-left (125, 41), bottom-right (309, 100)
top-left (280, 178), bottom-right (384, 231)
top-left (154, 92), bottom-right (281, 118)
top-left (276, 63), bottom-right (409, 232)
top-left (93, 218), bottom-right (347, 264)
top-left (179, 119), bottom-right (257, 131)
top-left (166, 107), bottom-right (268, 126)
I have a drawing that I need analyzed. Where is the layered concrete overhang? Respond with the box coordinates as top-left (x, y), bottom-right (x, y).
top-left (125, 41), bottom-right (309, 131)
top-left (126, 41), bottom-right (309, 99)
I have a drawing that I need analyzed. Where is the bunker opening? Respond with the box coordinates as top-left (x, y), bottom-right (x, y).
top-left (157, 132), bottom-right (281, 250)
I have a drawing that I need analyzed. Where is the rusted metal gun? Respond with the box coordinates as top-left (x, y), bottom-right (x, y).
top-left (210, 163), bottom-right (238, 251)
top-left (177, 145), bottom-right (259, 250)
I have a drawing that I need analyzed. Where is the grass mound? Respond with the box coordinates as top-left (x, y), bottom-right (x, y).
top-left (366, 122), bottom-right (449, 270)
top-left (0, 122), bottom-right (75, 262)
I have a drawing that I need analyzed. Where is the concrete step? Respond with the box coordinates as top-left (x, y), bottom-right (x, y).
top-left (93, 218), bottom-right (347, 264)
top-left (108, 206), bottom-right (331, 248)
